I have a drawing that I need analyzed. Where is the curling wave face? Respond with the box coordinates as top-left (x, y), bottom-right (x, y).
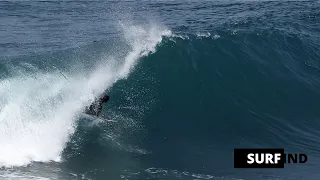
top-left (0, 22), bottom-right (171, 168)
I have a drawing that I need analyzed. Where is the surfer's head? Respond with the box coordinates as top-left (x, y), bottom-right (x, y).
top-left (100, 94), bottom-right (110, 103)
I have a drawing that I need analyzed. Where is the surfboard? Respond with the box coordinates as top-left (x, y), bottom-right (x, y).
top-left (80, 113), bottom-right (117, 122)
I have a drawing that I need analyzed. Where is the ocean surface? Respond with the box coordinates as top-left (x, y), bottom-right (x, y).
top-left (1, 0), bottom-right (320, 179)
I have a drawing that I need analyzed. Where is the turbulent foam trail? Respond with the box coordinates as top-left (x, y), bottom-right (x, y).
top-left (0, 23), bottom-right (171, 167)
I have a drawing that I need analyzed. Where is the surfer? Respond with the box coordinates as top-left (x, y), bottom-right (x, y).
top-left (84, 94), bottom-right (110, 117)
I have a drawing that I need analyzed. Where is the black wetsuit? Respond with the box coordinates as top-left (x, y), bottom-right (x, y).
top-left (85, 94), bottom-right (110, 117)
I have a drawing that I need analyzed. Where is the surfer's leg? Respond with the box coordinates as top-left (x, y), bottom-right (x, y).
top-left (96, 106), bottom-right (102, 117)
top-left (96, 111), bottom-right (101, 117)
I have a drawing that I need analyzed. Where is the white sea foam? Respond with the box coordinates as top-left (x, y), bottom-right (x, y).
top-left (0, 22), bottom-right (171, 168)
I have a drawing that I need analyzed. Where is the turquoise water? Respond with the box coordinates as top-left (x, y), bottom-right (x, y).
top-left (1, 1), bottom-right (320, 180)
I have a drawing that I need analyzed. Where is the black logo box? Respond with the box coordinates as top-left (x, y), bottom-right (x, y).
top-left (234, 148), bottom-right (285, 168)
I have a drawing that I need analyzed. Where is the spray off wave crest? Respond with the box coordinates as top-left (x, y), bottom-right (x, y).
top-left (0, 22), bottom-right (172, 168)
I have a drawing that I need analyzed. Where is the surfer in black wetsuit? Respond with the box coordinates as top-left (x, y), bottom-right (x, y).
top-left (84, 94), bottom-right (110, 117)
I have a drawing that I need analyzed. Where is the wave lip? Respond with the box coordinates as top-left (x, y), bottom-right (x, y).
top-left (0, 22), bottom-right (171, 168)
